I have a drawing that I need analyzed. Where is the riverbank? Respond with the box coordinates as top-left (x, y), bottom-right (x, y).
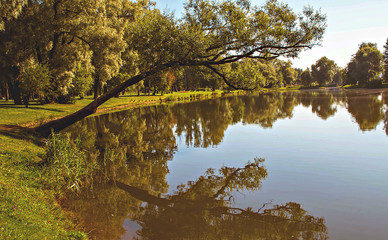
top-left (0, 91), bottom-right (230, 127)
top-left (0, 132), bottom-right (88, 239)
top-left (4, 86), bottom-right (385, 239)
top-left (0, 90), bottom-right (250, 239)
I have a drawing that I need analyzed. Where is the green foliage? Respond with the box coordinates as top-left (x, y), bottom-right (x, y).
top-left (311, 56), bottom-right (337, 86)
top-left (42, 132), bottom-right (98, 192)
top-left (0, 0), bottom-right (27, 30)
top-left (1, 0), bottom-right (326, 108)
top-left (69, 63), bottom-right (94, 99)
top-left (256, 60), bottom-right (281, 88)
top-left (226, 59), bottom-right (265, 90)
top-left (301, 68), bottom-right (313, 86)
top-left (383, 38), bottom-right (388, 83)
top-left (346, 42), bottom-right (383, 86)
top-left (275, 60), bottom-right (297, 86)
top-left (19, 63), bottom-right (52, 105)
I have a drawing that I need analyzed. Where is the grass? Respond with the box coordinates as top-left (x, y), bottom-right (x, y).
top-left (0, 94), bottom-right (161, 126)
top-left (0, 133), bottom-right (87, 239)
top-left (0, 91), bottom-right (229, 126)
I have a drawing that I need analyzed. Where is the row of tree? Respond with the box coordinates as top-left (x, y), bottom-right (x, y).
top-left (300, 40), bottom-right (388, 87)
top-left (0, 0), bottom-right (326, 110)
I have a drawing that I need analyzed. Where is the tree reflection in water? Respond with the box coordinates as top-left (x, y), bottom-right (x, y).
top-left (65, 159), bottom-right (327, 240)
top-left (63, 89), bottom-right (388, 239)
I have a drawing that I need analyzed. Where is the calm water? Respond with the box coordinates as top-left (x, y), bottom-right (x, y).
top-left (64, 89), bottom-right (388, 240)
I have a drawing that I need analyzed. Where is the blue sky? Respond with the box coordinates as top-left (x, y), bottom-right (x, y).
top-left (155, 0), bottom-right (388, 69)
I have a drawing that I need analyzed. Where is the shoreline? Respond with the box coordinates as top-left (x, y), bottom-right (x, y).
top-left (1, 87), bottom-right (387, 239)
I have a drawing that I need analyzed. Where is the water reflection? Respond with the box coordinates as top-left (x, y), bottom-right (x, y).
top-left (66, 90), bottom-right (388, 156)
top-left (63, 89), bottom-right (388, 239)
top-left (64, 159), bottom-right (328, 240)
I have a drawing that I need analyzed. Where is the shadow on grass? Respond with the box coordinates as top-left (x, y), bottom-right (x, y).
top-left (0, 126), bottom-right (44, 146)
top-left (0, 104), bottom-right (65, 112)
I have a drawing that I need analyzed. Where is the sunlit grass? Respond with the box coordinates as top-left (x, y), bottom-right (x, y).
top-left (0, 135), bottom-right (87, 239)
top-left (0, 91), bottom-right (228, 126)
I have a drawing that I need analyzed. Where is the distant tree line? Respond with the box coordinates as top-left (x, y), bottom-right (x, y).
top-left (300, 39), bottom-right (388, 88)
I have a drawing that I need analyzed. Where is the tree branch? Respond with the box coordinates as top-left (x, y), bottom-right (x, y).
top-left (205, 65), bottom-right (257, 91)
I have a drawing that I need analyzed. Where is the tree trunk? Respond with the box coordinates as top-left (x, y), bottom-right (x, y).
top-left (148, 80), bottom-right (151, 96)
top-left (23, 95), bottom-right (30, 108)
top-left (9, 82), bottom-right (22, 105)
top-left (35, 65), bottom-right (169, 136)
top-left (5, 86), bottom-right (9, 101)
top-left (5, 68), bottom-right (22, 104)
top-left (94, 77), bottom-right (101, 99)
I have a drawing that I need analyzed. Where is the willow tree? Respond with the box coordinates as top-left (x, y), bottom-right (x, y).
top-left (35, 0), bottom-right (326, 135)
top-left (0, 0), bottom-right (150, 104)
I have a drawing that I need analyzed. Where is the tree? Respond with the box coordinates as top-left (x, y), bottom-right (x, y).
top-left (345, 42), bottom-right (383, 86)
top-left (301, 68), bottom-right (313, 87)
top-left (294, 67), bottom-right (303, 85)
top-left (0, 0), bottom-right (150, 104)
top-left (255, 59), bottom-right (281, 88)
top-left (383, 38), bottom-right (388, 83)
top-left (0, 0), bottom-right (28, 30)
top-left (19, 63), bottom-right (52, 107)
top-left (225, 59), bottom-right (265, 90)
top-left (276, 60), bottom-right (297, 86)
top-left (68, 63), bottom-right (94, 99)
top-left (333, 68), bottom-right (345, 85)
top-left (35, 0), bottom-right (327, 135)
top-left (311, 56), bottom-right (337, 86)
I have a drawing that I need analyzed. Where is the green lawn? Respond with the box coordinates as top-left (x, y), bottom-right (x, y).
top-left (0, 94), bottom-right (162, 126)
top-left (0, 91), bottom-right (227, 126)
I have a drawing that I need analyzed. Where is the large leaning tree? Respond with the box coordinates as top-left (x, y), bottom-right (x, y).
top-left (35, 0), bottom-right (327, 136)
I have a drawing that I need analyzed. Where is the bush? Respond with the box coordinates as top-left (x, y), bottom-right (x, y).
top-left (56, 94), bottom-right (76, 104)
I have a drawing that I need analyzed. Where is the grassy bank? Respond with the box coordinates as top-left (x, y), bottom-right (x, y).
top-left (0, 132), bottom-right (87, 239)
top-left (0, 90), bottom-right (245, 239)
top-left (0, 91), bottom-right (229, 126)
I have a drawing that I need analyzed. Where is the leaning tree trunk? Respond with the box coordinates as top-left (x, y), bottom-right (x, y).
top-left (35, 65), bottom-right (169, 137)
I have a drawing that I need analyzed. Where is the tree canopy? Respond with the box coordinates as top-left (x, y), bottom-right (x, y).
top-left (383, 38), bottom-right (388, 83)
top-left (0, 0), bottom-right (327, 134)
top-left (345, 42), bottom-right (383, 86)
top-left (311, 56), bottom-right (337, 86)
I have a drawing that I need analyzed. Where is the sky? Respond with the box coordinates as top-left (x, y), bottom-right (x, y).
top-left (155, 0), bottom-right (388, 69)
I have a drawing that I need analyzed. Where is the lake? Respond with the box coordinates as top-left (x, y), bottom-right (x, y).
top-left (63, 89), bottom-right (388, 240)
